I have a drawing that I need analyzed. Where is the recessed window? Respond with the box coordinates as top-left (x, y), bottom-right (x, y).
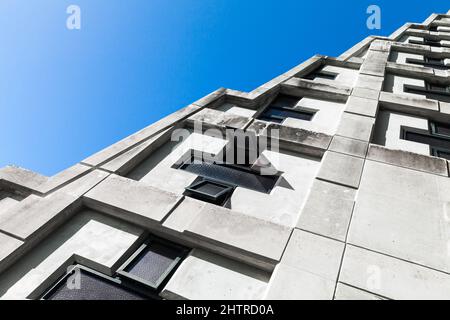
top-left (401, 122), bottom-right (450, 160)
top-left (178, 154), bottom-right (280, 194)
top-left (404, 82), bottom-right (450, 98)
top-left (257, 94), bottom-right (316, 124)
top-left (117, 238), bottom-right (188, 290)
top-left (42, 266), bottom-right (148, 300)
top-left (409, 38), bottom-right (442, 47)
top-left (184, 178), bottom-right (234, 205)
top-left (405, 57), bottom-right (447, 69)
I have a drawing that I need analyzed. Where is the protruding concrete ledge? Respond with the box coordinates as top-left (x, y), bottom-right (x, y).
top-left (192, 87), bottom-right (227, 108)
top-left (256, 123), bottom-right (332, 157)
top-left (391, 42), bottom-right (431, 54)
top-left (389, 23), bottom-right (413, 40)
top-left (379, 92), bottom-right (440, 116)
top-left (367, 144), bottom-right (449, 176)
top-left (84, 175), bottom-right (182, 227)
top-left (282, 78), bottom-right (351, 102)
top-left (0, 192), bottom-right (80, 241)
top-left (82, 104), bottom-right (202, 167)
top-left (386, 62), bottom-right (435, 79)
top-left (183, 203), bottom-right (292, 270)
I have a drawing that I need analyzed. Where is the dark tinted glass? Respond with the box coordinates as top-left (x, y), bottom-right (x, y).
top-left (261, 107), bottom-right (314, 121)
top-left (434, 123), bottom-right (450, 137)
top-left (45, 269), bottom-right (146, 300)
top-left (180, 161), bottom-right (278, 193)
top-left (124, 242), bottom-right (181, 287)
top-left (270, 94), bottom-right (300, 108)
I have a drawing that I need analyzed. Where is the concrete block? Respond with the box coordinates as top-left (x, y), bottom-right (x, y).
top-left (367, 144), bottom-right (448, 176)
top-left (84, 175), bottom-right (182, 226)
top-left (162, 197), bottom-right (206, 233)
top-left (336, 112), bottom-right (375, 142)
top-left (380, 92), bottom-right (439, 116)
top-left (192, 88), bottom-right (226, 108)
top-left (160, 249), bottom-right (269, 300)
top-left (355, 74), bottom-right (384, 91)
top-left (329, 135), bottom-right (368, 158)
top-left (317, 151), bottom-right (365, 188)
top-left (348, 160), bottom-right (450, 273)
top-left (297, 179), bottom-right (356, 241)
top-left (184, 203), bottom-right (292, 265)
top-left (264, 264), bottom-right (335, 300)
top-left (334, 283), bottom-right (385, 300)
top-left (345, 96), bottom-right (379, 117)
top-left (282, 78), bottom-right (351, 102)
top-left (351, 87), bottom-right (380, 100)
top-left (281, 229), bottom-right (344, 280)
top-left (360, 50), bottom-right (389, 77)
top-left (263, 124), bottom-right (332, 156)
top-left (0, 192), bottom-right (79, 241)
top-left (340, 245), bottom-right (450, 300)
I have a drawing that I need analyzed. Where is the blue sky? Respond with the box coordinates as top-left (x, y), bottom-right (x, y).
top-left (0, 1), bottom-right (448, 176)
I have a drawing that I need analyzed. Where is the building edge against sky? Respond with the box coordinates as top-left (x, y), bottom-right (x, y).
top-left (0, 10), bottom-right (450, 299)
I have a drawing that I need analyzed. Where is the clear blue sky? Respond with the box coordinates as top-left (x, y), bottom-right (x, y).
top-left (0, 1), bottom-right (448, 175)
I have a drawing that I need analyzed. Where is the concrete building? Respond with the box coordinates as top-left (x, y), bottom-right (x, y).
top-left (1, 10), bottom-right (450, 300)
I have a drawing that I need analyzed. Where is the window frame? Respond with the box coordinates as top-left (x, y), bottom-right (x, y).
top-left (400, 123), bottom-right (450, 160)
top-left (184, 177), bottom-right (235, 205)
top-left (116, 237), bottom-right (189, 290)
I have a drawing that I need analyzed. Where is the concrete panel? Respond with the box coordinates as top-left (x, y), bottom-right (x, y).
top-left (281, 229), bottom-right (344, 280)
top-left (184, 204), bottom-right (292, 263)
top-left (329, 135), bottom-right (368, 158)
top-left (355, 74), bottom-right (384, 91)
top-left (367, 144), bottom-right (448, 176)
top-left (351, 87), bottom-right (380, 100)
top-left (188, 108), bottom-right (250, 130)
top-left (160, 249), bottom-right (269, 300)
top-left (57, 169), bottom-right (110, 197)
top-left (340, 245), bottom-right (450, 300)
top-left (162, 197), bottom-right (206, 233)
top-left (264, 264), bottom-right (335, 300)
top-left (335, 112), bottom-right (375, 142)
top-left (345, 96), bottom-right (379, 118)
top-left (316, 151), bottom-right (365, 188)
top-left (84, 175), bottom-right (181, 226)
top-left (297, 179), bottom-right (356, 241)
top-left (348, 160), bottom-right (450, 273)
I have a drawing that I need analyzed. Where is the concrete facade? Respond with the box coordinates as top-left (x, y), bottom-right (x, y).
top-left (1, 11), bottom-right (450, 300)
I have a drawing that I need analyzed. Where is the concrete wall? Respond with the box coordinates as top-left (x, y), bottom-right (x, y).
top-left (383, 74), bottom-right (426, 98)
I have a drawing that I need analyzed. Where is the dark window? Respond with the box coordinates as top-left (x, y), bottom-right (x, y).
top-left (184, 178), bottom-right (234, 205)
top-left (401, 123), bottom-right (450, 160)
top-left (257, 94), bottom-right (316, 124)
top-left (42, 266), bottom-right (149, 300)
top-left (426, 82), bottom-right (450, 93)
top-left (117, 238), bottom-right (188, 290)
top-left (178, 154), bottom-right (280, 194)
